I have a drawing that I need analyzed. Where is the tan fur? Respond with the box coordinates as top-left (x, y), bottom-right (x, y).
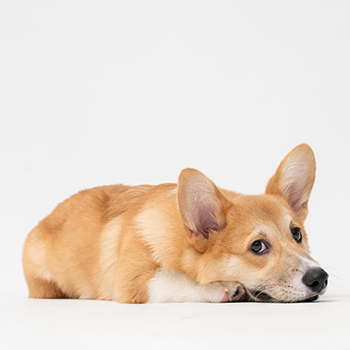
top-left (22, 144), bottom-right (326, 303)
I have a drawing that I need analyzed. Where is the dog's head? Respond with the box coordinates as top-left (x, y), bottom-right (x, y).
top-left (178, 144), bottom-right (328, 302)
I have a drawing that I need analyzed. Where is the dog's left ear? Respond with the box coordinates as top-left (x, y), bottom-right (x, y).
top-left (177, 168), bottom-right (231, 253)
top-left (265, 144), bottom-right (316, 222)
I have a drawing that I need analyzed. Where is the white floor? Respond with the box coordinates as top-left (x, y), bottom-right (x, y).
top-left (1, 288), bottom-right (349, 350)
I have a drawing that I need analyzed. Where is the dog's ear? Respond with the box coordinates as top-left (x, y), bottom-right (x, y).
top-left (265, 144), bottom-right (316, 222)
top-left (177, 168), bottom-right (231, 253)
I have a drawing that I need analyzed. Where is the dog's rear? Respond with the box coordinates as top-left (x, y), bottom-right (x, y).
top-left (23, 144), bottom-right (328, 303)
top-left (23, 184), bottom-right (153, 301)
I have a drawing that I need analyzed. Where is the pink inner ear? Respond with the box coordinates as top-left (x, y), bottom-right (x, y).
top-left (283, 182), bottom-right (307, 214)
top-left (284, 184), bottom-right (300, 212)
top-left (193, 201), bottom-right (220, 239)
top-left (279, 151), bottom-right (314, 215)
top-left (179, 170), bottom-right (227, 240)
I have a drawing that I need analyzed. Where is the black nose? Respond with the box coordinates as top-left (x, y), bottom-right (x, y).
top-left (302, 268), bottom-right (329, 293)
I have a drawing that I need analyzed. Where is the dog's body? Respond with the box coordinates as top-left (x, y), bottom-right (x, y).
top-left (22, 144), bottom-right (328, 303)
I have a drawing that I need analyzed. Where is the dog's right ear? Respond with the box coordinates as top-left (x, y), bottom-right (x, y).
top-left (177, 168), bottom-right (231, 253)
top-left (265, 144), bottom-right (316, 223)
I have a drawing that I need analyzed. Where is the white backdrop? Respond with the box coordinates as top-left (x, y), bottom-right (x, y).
top-left (1, 0), bottom-right (349, 297)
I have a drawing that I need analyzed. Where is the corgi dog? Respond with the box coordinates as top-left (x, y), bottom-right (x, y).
top-left (22, 144), bottom-right (328, 303)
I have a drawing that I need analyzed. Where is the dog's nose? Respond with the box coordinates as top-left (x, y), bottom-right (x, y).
top-left (302, 268), bottom-right (329, 293)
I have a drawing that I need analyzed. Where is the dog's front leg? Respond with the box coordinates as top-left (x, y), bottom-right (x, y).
top-left (147, 268), bottom-right (245, 303)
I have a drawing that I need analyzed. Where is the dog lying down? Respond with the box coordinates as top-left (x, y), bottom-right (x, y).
top-left (23, 144), bottom-right (328, 303)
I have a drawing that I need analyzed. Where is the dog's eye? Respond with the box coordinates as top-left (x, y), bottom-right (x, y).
top-left (251, 240), bottom-right (268, 255)
top-left (292, 227), bottom-right (302, 243)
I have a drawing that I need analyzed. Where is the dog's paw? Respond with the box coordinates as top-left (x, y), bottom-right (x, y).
top-left (216, 281), bottom-right (246, 303)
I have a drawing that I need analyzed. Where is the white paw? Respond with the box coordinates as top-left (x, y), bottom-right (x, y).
top-left (210, 281), bottom-right (246, 303)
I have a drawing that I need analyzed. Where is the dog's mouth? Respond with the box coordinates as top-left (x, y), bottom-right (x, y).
top-left (246, 289), bottom-right (274, 302)
top-left (298, 294), bottom-right (319, 303)
top-left (246, 289), bottom-right (319, 303)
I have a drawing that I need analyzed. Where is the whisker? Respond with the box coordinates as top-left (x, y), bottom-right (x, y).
top-left (316, 251), bottom-right (326, 263)
top-left (329, 280), bottom-right (337, 288)
top-left (328, 273), bottom-right (344, 283)
top-left (323, 266), bottom-right (340, 273)
top-left (246, 277), bottom-right (272, 302)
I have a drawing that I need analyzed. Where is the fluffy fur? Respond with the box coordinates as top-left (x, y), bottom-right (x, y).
top-left (22, 144), bottom-right (328, 303)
